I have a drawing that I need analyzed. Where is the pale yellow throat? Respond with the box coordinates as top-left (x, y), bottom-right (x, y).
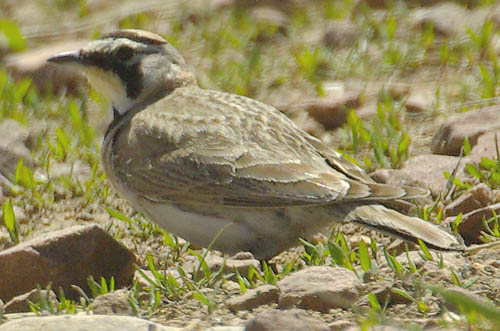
top-left (82, 66), bottom-right (133, 114)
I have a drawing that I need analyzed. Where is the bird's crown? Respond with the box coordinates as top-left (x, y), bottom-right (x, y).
top-left (48, 29), bottom-right (195, 115)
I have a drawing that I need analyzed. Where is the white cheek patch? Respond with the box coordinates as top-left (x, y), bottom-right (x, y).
top-left (81, 66), bottom-right (132, 114)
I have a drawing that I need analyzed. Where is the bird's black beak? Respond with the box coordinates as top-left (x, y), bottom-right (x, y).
top-left (47, 50), bottom-right (82, 65)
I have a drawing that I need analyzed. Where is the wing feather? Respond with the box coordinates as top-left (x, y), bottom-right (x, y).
top-left (108, 87), bottom-right (423, 208)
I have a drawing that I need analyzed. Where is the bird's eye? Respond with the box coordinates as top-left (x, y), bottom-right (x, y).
top-left (116, 46), bottom-right (133, 61)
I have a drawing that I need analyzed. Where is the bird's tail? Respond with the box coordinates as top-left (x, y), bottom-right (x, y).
top-left (341, 204), bottom-right (463, 250)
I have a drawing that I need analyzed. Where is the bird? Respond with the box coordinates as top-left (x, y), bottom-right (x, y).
top-left (48, 29), bottom-right (463, 260)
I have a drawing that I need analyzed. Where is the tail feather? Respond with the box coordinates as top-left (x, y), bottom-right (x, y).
top-left (344, 180), bottom-right (430, 202)
top-left (344, 204), bottom-right (463, 250)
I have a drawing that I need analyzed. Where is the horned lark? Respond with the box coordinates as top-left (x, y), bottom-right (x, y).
top-left (48, 30), bottom-right (462, 259)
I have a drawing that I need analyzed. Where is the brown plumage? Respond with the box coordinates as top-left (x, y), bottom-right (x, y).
top-left (49, 30), bottom-right (463, 259)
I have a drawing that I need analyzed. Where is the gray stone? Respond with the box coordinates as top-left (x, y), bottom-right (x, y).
top-left (371, 154), bottom-right (469, 197)
top-left (0, 314), bottom-right (181, 331)
top-left (328, 320), bottom-right (356, 330)
top-left (323, 20), bottom-right (361, 48)
top-left (468, 130), bottom-right (500, 164)
top-left (245, 308), bottom-right (329, 331)
top-left (395, 251), bottom-right (470, 275)
top-left (410, 3), bottom-right (482, 37)
top-left (4, 289), bottom-right (57, 313)
top-left (278, 266), bottom-right (362, 312)
top-left (249, 6), bottom-right (287, 28)
top-left (182, 252), bottom-right (260, 280)
top-left (441, 286), bottom-right (493, 314)
top-left (404, 92), bottom-right (430, 113)
top-left (92, 289), bottom-right (132, 315)
top-left (369, 281), bottom-right (412, 306)
top-left (0, 119), bottom-right (33, 180)
top-left (227, 284), bottom-right (279, 311)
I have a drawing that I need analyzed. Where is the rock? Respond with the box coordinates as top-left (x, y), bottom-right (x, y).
top-left (0, 224), bottom-right (136, 302)
top-left (5, 40), bottom-right (87, 95)
top-left (467, 130), bottom-right (500, 164)
top-left (493, 190), bottom-right (500, 203)
top-left (227, 284), bottom-right (279, 311)
top-left (182, 252), bottom-right (260, 280)
top-left (369, 281), bottom-right (412, 306)
top-left (245, 308), bottom-right (330, 331)
top-left (0, 229), bottom-right (9, 248)
top-left (357, 0), bottom-right (392, 9)
top-left (0, 315), bottom-right (181, 331)
top-left (371, 154), bottom-right (469, 197)
top-left (404, 92), bottom-right (431, 113)
top-left (395, 251), bottom-right (470, 275)
top-left (38, 160), bottom-right (91, 184)
top-left (249, 6), bottom-right (287, 28)
top-left (355, 104), bottom-right (378, 121)
top-left (432, 107), bottom-right (500, 156)
top-left (277, 266), bottom-right (362, 312)
top-left (213, 0), bottom-right (297, 13)
top-left (387, 84), bottom-right (410, 101)
top-left (92, 289), bottom-right (132, 315)
top-left (4, 288), bottom-right (57, 313)
top-left (444, 183), bottom-right (492, 217)
top-left (348, 234), bottom-right (371, 248)
top-left (323, 20), bottom-right (361, 48)
top-left (0, 119), bottom-right (33, 180)
top-left (302, 92), bottom-right (361, 130)
top-left (409, 3), bottom-right (478, 37)
top-left (328, 320), bottom-right (356, 330)
top-left (0, 205), bottom-right (28, 228)
top-left (221, 280), bottom-right (241, 293)
top-left (134, 269), bottom-right (156, 291)
top-left (440, 286), bottom-right (492, 313)
top-left (444, 203), bottom-right (500, 244)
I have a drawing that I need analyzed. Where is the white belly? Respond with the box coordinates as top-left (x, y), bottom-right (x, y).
top-left (139, 199), bottom-right (258, 254)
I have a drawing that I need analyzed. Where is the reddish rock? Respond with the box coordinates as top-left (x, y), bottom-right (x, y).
top-left (444, 183), bottom-right (492, 217)
top-left (303, 92), bottom-right (361, 130)
top-left (432, 107), bottom-right (500, 156)
top-left (446, 203), bottom-right (500, 244)
top-left (0, 224), bottom-right (136, 302)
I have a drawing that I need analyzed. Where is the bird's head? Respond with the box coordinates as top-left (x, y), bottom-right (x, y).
top-left (48, 29), bottom-right (196, 115)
